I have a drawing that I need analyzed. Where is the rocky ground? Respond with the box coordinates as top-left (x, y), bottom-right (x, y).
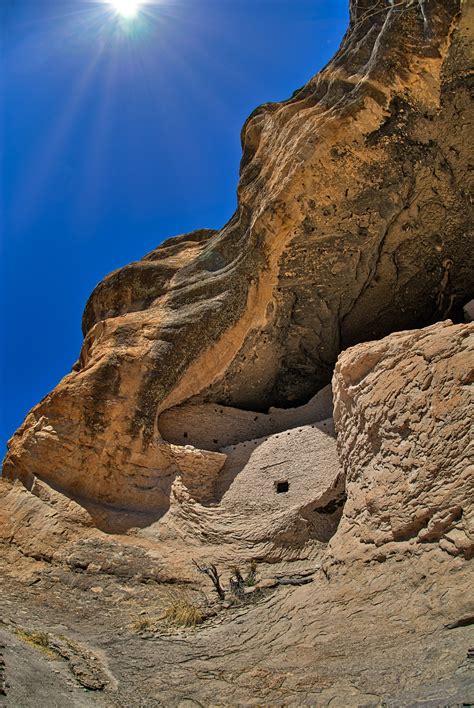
top-left (0, 545), bottom-right (473, 707)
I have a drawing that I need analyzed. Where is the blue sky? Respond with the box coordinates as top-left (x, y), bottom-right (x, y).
top-left (1, 0), bottom-right (349, 451)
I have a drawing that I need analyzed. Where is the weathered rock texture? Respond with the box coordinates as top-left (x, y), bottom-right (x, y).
top-left (329, 319), bottom-right (473, 564)
top-left (0, 321), bottom-right (473, 706)
top-left (1, 3), bottom-right (474, 701)
top-left (0, 415), bottom-right (343, 574)
top-left (3, 0), bottom-right (473, 526)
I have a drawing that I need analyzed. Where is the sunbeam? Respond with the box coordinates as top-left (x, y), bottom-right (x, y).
top-left (108, 0), bottom-right (144, 19)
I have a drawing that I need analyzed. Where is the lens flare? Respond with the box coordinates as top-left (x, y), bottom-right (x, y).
top-left (108, 0), bottom-right (143, 18)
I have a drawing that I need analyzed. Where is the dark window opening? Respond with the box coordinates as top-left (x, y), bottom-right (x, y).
top-left (183, 432), bottom-right (188, 438)
top-left (275, 481), bottom-right (289, 494)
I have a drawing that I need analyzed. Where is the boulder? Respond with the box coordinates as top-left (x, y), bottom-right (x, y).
top-left (329, 320), bottom-right (474, 563)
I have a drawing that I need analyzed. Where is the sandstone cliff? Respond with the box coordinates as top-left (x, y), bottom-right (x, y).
top-left (1, 1), bottom-right (473, 705)
top-left (3, 0), bottom-right (473, 522)
top-left (1, 321), bottom-right (472, 705)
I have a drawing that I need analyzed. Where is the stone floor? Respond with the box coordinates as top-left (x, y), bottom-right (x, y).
top-left (0, 543), bottom-right (472, 707)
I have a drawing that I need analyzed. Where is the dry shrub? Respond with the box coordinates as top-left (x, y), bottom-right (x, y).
top-left (162, 590), bottom-right (204, 628)
top-left (131, 616), bottom-right (154, 633)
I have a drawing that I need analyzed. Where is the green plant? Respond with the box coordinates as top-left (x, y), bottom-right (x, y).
top-left (245, 560), bottom-right (258, 586)
top-left (230, 560), bottom-right (259, 594)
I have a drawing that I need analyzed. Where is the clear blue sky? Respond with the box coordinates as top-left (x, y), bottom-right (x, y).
top-left (0, 0), bottom-right (349, 452)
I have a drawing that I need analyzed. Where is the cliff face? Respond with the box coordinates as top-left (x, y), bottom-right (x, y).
top-left (330, 319), bottom-right (473, 564)
top-left (3, 0), bottom-right (472, 518)
top-left (1, 3), bottom-right (474, 703)
top-left (1, 324), bottom-right (472, 705)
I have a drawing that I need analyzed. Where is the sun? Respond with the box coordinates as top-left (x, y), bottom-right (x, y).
top-left (108, 0), bottom-right (143, 18)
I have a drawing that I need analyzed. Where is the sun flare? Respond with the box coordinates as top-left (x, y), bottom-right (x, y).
top-left (108, 0), bottom-right (143, 18)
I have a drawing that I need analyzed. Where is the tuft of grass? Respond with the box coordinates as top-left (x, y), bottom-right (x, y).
top-left (15, 629), bottom-right (58, 659)
top-left (131, 616), bottom-right (153, 633)
top-left (162, 591), bottom-right (204, 628)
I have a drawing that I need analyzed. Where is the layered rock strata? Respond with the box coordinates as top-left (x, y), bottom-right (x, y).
top-left (1, 3), bottom-right (473, 702)
top-left (1, 322), bottom-right (473, 706)
top-left (3, 0), bottom-right (473, 526)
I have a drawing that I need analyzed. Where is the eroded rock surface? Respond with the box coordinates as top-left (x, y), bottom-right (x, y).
top-left (3, 0), bottom-right (473, 521)
top-left (0, 415), bottom-right (343, 575)
top-left (330, 320), bottom-right (473, 564)
top-left (1, 317), bottom-right (472, 706)
top-left (1, 1), bottom-right (473, 704)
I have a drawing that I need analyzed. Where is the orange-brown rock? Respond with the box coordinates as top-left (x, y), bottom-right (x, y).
top-left (1, 2), bottom-right (473, 702)
top-left (3, 0), bottom-right (473, 527)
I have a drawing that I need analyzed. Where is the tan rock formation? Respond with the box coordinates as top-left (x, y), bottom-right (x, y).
top-left (1, 321), bottom-right (473, 706)
top-left (329, 319), bottom-right (473, 564)
top-left (0, 415), bottom-right (343, 575)
top-left (1, 2), bottom-right (473, 701)
top-left (3, 0), bottom-right (473, 527)
top-left (154, 418), bottom-right (344, 565)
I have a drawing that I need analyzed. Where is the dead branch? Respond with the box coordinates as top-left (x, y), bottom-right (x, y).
top-left (192, 560), bottom-right (226, 600)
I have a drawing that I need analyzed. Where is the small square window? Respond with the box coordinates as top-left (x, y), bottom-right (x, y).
top-left (275, 481), bottom-right (289, 494)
